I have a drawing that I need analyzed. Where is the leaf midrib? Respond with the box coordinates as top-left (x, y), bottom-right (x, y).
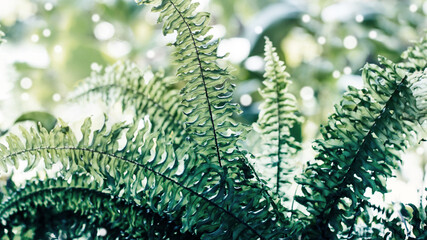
top-left (318, 75), bottom-right (407, 235)
top-left (169, 0), bottom-right (223, 167)
top-left (272, 64), bottom-right (284, 196)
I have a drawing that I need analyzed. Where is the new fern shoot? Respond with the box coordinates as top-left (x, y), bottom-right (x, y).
top-left (0, 1), bottom-right (426, 239)
top-left (255, 37), bottom-right (301, 198)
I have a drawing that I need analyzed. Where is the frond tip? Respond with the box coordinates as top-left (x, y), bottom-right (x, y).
top-left (255, 37), bottom-right (301, 196)
top-left (408, 69), bottom-right (427, 123)
top-left (137, 0), bottom-right (247, 169)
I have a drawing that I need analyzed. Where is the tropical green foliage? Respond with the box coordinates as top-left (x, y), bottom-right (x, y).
top-left (294, 36), bottom-right (427, 239)
top-left (0, 0), bottom-right (426, 239)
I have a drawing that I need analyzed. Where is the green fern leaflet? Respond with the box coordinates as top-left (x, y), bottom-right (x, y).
top-left (255, 37), bottom-right (302, 197)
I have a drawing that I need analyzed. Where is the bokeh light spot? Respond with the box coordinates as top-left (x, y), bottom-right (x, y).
top-left (302, 14), bottom-right (311, 23)
top-left (355, 14), bottom-right (364, 23)
top-left (254, 26), bottom-right (263, 34)
top-left (317, 36), bottom-right (326, 45)
top-left (343, 35), bottom-right (357, 49)
top-left (52, 93), bottom-right (61, 102)
top-left (300, 86), bottom-right (314, 100)
top-left (343, 66), bottom-right (352, 75)
top-left (20, 77), bottom-right (32, 89)
top-left (244, 56), bottom-right (264, 72)
top-left (333, 70), bottom-right (341, 79)
top-left (409, 4), bottom-right (418, 12)
top-left (94, 22), bottom-right (115, 41)
top-left (92, 14), bottom-right (100, 23)
top-left (44, 2), bottom-right (53, 11)
top-left (240, 94), bottom-right (252, 106)
top-left (42, 29), bottom-right (51, 37)
top-left (368, 30), bottom-right (378, 39)
top-left (31, 34), bottom-right (39, 43)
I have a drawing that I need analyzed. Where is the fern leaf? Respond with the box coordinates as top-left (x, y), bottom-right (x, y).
top-left (0, 117), bottom-right (287, 239)
top-left (400, 35), bottom-right (427, 123)
top-left (70, 61), bottom-right (187, 141)
top-left (0, 174), bottom-right (198, 239)
top-left (400, 36), bottom-right (427, 71)
top-left (136, 0), bottom-right (246, 168)
top-left (408, 70), bottom-right (427, 123)
top-left (133, 1), bottom-right (291, 237)
top-left (255, 37), bottom-right (301, 196)
top-left (296, 53), bottom-right (426, 238)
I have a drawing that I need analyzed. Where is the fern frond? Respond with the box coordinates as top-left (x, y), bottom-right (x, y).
top-left (0, 174), bottom-right (198, 239)
top-left (0, 117), bottom-right (287, 239)
top-left (400, 36), bottom-right (427, 71)
top-left (255, 37), bottom-right (301, 197)
top-left (402, 35), bottom-right (427, 123)
top-left (136, 0), bottom-right (246, 168)
top-left (296, 54), bottom-right (426, 238)
top-left (70, 61), bottom-right (187, 139)
top-left (132, 2), bottom-right (291, 237)
top-left (408, 70), bottom-right (427, 123)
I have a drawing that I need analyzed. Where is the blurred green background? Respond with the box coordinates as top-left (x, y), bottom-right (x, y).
top-left (0, 0), bottom-right (426, 204)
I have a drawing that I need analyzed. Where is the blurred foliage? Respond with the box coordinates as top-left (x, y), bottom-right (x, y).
top-left (14, 111), bottom-right (57, 131)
